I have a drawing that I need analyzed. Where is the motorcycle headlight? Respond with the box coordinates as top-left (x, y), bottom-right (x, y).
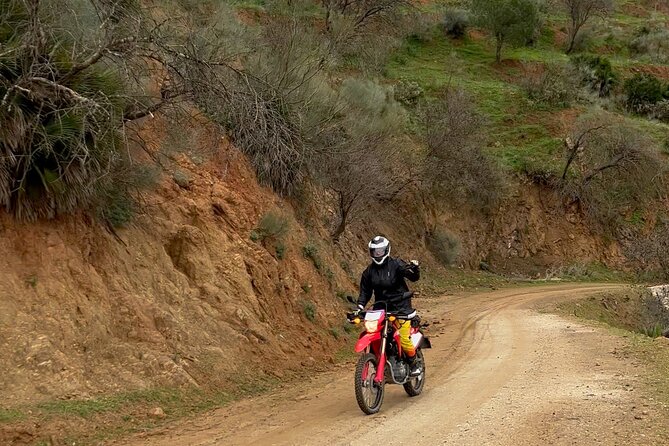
top-left (364, 320), bottom-right (379, 332)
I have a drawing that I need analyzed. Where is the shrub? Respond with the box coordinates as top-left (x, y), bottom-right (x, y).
top-left (343, 322), bottom-right (357, 334)
top-left (301, 241), bottom-right (335, 281)
top-left (442, 8), bottom-right (469, 39)
top-left (522, 64), bottom-right (576, 108)
top-left (629, 26), bottom-right (669, 63)
top-left (640, 292), bottom-right (669, 337)
top-left (569, 54), bottom-right (617, 97)
top-left (394, 79), bottom-right (424, 107)
top-left (275, 242), bottom-right (287, 260)
top-left (329, 327), bottom-right (342, 339)
top-left (624, 220), bottom-right (669, 278)
top-left (193, 18), bottom-right (326, 196)
top-left (623, 73), bottom-right (669, 114)
top-left (0, 42), bottom-right (126, 221)
top-left (301, 300), bottom-right (317, 322)
top-left (95, 164), bottom-right (157, 228)
top-left (315, 78), bottom-right (409, 241)
top-left (97, 187), bottom-right (136, 229)
top-left (339, 261), bottom-right (352, 276)
top-left (302, 242), bottom-right (319, 261)
top-left (650, 101), bottom-right (669, 122)
top-left (426, 227), bottom-right (460, 266)
top-left (252, 211), bottom-right (290, 242)
top-left (303, 241), bottom-right (324, 272)
top-left (421, 89), bottom-right (503, 213)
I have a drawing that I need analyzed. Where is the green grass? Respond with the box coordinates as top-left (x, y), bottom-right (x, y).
top-left (8, 385), bottom-right (263, 444)
top-left (0, 407), bottom-right (25, 423)
top-left (387, 32), bottom-right (569, 173)
top-left (301, 299), bottom-right (317, 322)
top-left (492, 124), bottom-right (564, 175)
top-left (386, 7), bottom-right (669, 179)
top-left (416, 266), bottom-right (518, 295)
top-left (38, 397), bottom-right (123, 418)
top-left (36, 387), bottom-right (232, 420)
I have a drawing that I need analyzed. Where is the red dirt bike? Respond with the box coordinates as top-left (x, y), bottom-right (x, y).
top-left (346, 293), bottom-right (431, 415)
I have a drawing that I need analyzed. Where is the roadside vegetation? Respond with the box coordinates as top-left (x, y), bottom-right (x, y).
top-left (559, 287), bottom-right (669, 338)
top-left (2, 0), bottom-right (669, 277)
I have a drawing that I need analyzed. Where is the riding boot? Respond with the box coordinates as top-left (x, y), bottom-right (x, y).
top-left (407, 354), bottom-right (422, 377)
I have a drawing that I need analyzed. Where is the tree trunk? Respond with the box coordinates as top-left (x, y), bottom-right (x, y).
top-left (566, 17), bottom-right (583, 55)
top-left (495, 34), bottom-right (503, 63)
top-left (331, 194), bottom-right (353, 242)
top-left (331, 207), bottom-right (350, 242)
top-left (561, 150), bottom-right (578, 180)
top-left (324, 5), bottom-right (332, 33)
top-left (565, 28), bottom-right (577, 54)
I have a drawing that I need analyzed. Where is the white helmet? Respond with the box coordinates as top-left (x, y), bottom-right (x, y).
top-left (368, 236), bottom-right (390, 265)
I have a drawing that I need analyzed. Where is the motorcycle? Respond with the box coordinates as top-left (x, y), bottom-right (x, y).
top-left (346, 292), bottom-right (431, 415)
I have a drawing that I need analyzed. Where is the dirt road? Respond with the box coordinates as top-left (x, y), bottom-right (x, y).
top-left (116, 284), bottom-right (669, 446)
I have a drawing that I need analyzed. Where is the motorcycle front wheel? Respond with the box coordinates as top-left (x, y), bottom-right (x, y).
top-left (354, 352), bottom-right (385, 415)
top-left (403, 349), bottom-right (425, 397)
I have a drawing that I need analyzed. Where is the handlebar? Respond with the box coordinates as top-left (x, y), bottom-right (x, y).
top-left (345, 291), bottom-right (416, 321)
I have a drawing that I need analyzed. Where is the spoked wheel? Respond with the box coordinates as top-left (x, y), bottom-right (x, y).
top-left (403, 349), bottom-right (425, 397)
top-left (354, 353), bottom-right (385, 415)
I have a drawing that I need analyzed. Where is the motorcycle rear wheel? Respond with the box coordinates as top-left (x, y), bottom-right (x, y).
top-left (403, 349), bottom-right (425, 397)
top-left (354, 353), bottom-right (385, 415)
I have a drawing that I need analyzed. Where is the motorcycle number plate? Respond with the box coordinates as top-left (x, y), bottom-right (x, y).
top-left (411, 332), bottom-right (423, 347)
top-left (364, 310), bottom-right (384, 321)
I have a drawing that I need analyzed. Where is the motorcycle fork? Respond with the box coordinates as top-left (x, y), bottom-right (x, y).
top-left (374, 320), bottom-right (389, 384)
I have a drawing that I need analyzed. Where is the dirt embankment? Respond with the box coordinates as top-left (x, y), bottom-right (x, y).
top-left (399, 183), bottom-right (626, 276)
top-left (0, 132), bottom-right (351, 409)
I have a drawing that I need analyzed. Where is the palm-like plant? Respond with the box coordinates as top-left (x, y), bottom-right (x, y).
top-left (0, 0), bottom-right (126, 220)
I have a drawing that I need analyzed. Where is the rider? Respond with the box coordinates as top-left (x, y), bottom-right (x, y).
top-left (356, 235), bottom-right (422, 376)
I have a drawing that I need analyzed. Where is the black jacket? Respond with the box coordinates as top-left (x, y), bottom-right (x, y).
top-left (357, 257), bottom-right (420, 314)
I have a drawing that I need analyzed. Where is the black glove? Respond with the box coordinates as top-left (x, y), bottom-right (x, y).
top-left (406, 259), bottom-right (420, 273)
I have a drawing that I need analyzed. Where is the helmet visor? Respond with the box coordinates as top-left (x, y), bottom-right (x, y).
top-left (370, 246), bottom-right (387, 259)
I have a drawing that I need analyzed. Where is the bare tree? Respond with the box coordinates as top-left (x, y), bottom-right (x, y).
top-left (562, 114), bottom-right (654, 186)
top-left (561, 123), bottom-right (607, 180)
top-left (300, 78), bottom-right (409, 241)
top-left (562, 0), bottom-right (613, 54)
top-left (560, 113), bottom-right (665, 231)
top-left (421, 89), bottom-right (502, 212)
top-left (325, 136), bottom-right (403, 241)
top-left (322, 0), bottom-right (411, 32)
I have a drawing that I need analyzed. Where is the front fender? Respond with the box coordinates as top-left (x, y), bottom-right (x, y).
top-left (354, 331), bottom-right (381, 353)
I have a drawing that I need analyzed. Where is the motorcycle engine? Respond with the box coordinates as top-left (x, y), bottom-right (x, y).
top-left (386, 356), bottom-right (408, 383)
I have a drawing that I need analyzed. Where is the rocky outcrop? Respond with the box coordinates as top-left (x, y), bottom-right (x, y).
top-left (649, 285), bottom-right (669, 311)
